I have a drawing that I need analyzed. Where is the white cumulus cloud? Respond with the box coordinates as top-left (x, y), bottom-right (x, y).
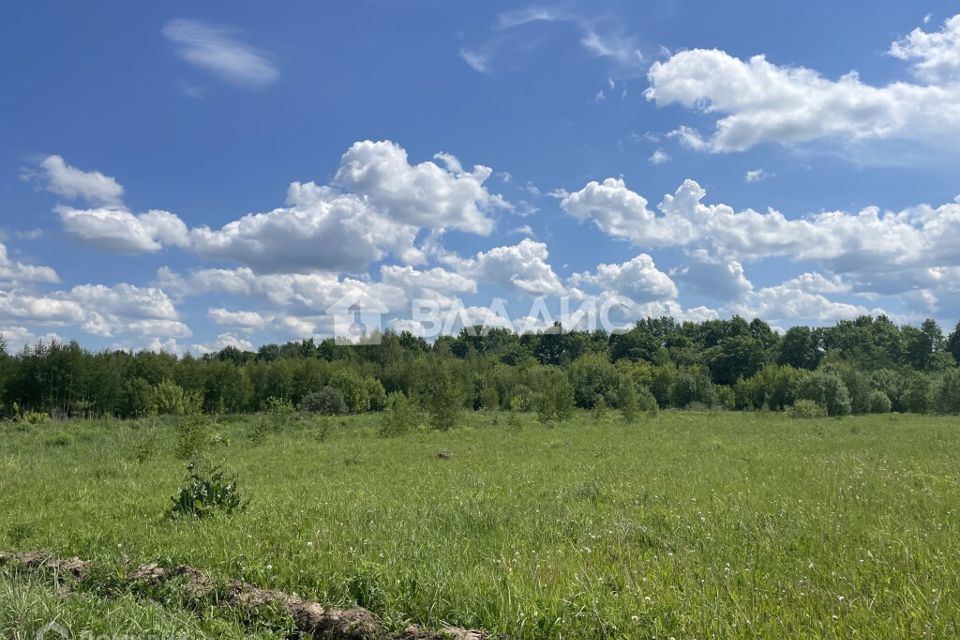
top-left (645, 15), bottom-right (960, 156)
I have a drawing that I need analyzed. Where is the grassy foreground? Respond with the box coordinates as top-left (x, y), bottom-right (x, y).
top-left (2, 411), bottom-right (960, 639)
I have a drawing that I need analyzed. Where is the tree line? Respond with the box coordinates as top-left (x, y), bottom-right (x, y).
top-left (3, 314), bottom-right (960, 420)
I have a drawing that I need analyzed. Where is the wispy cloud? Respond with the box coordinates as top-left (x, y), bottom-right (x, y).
top-left (459, 48), bottom-right (491, 74)
top-left (163, 19), bottom-right (278, 89)
top-left (461, 5), bottom-right (645, 74)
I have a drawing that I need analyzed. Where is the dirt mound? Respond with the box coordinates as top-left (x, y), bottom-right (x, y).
top-left (0, 550), bottom-right (91, 580)
top-left (1, 549), bottom-right (490, 640)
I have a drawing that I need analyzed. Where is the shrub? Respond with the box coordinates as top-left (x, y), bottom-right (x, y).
top-left (507, 396), bottom-right (524, 431)
top-left (300, 387), bottom-right (347, 415)
top-left (649, 366), bottom-right (676, 408)
top-left (933, 368), bottom-right (960, 415)
top-left (18, 410), bottom-right (49, 426)
top-left (152, 379), bottom-right (190, 416)
top-left (902, 375), bottom-right (933, 414)
top-left (617, 379), bottom-right (639, 424)
top-left (132, 420), bottom-right (162, 463)
top-left (671, 369), bottom-right (717, 409)
top-left (824, 362), bottom-right (872, 414)
top-left (364, 378), bottom-right (388, 412)
top-left (314, 415), bottom-right (334, 442)
top-left (534, 368), bottom-right (575, 426)
top-left (734, 364), bottom-right (805, 411)
top-left (868, 390), bottom-right (892, 414)
top-left (796, 370), bottom-right (852, 417)
top-left (569, 354), bottom-right (620, 408)
top-left (786, 399), bottom-right (828, 419)
top-left (123, 377), bottom-right (157, 418)
top-left (252, 396), bottom-right (295, 443)
top-left (590, 395), bottom-right (608, 423)
top-left (328, 370), bottom-right (368, 413)
top-left (169, 462), bottom-right (247, 518)
top-left (174, 412), bottom-right (211, 460)
top-left (378, 392), bottom-right (419, 437)
top-left (425, 364), bottom-right (465, 431)
top-left (637, 386), bottom-right (659, 415)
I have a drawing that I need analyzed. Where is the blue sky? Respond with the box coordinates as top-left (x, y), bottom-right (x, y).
top-left (2, 1), bottom-right (960, 352)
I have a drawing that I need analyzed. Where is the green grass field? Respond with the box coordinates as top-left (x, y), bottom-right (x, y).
top-left (2, 411), bottom-right (960, 638)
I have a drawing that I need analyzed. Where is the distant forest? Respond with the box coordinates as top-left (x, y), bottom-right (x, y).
top-left (4, 314), bottom-right (960, 419)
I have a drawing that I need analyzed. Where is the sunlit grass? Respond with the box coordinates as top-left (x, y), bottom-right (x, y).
top-left (2, 410), bottom-right (960, 638)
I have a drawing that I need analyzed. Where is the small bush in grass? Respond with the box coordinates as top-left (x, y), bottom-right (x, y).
top-left (868, 390), bottom-right (893, 414)
top-left (638, 386), bottom-right (659, 416)
top-left (252, 397), bottom-right (295, 443)
top-left (174, 412), bottom-right (212, 460)
top-left (134, 428), bottom-right (162, 463)
top-left (169, 462), bottom-right (247, 518)
top-left (43, 434), bottom-right (71, 448)
top-left (379, 392), bottom-right (419, 437)
top-left (786, 399), bottom-right (828, 419)
top-left (18, 410), bottom-right (49, 426)
top-left (314, 416), bottom-right (335, 442)
top-left (535, 369), bottom-right (575, 426)
top-left (591, 395), bottom-right (608, 423)
top-left (507, 395), bottom-right (524, 431)
top-left (300, 387), bottom-right (347, 415)
top-left (617, 379), bottom-right (639, 424)
top-left (152, 379), bottom-right (190, 416)
top-left (425, 367), bottom-right (464, 431)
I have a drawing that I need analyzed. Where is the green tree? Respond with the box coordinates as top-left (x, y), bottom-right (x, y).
top-left (796, 370), bottom-right (852, 417)
top-left (778, 326), bottom-right (821, 370)
top-left (946, 320), bottom-right (960, 366)
top-left (425, 363), bottom-right (465, 431)
top-left (534, 367), bottom-right (574, 425)
top-left (933, 369), bottom-right (960, 414)
top-left (379, 392), bottom-right (420, 436)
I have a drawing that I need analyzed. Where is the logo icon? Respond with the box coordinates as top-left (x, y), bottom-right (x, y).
top-left (326, 291), bottom-right (389, 345)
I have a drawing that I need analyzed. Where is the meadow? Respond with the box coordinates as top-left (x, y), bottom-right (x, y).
top-left (2, 410), bottom-right (960, 639)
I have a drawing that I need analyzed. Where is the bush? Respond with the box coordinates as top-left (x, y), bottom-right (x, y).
top-left (169, 462), bottom-right (247, 518)
top-left (300, 387), bottom-right (347, 415)
top-left (786, 399), bottom-right (828, 419)
top-left (365, 378), bottom-right (388, 411)
top-left (314, 415), bottom-right (334, 442)
top-left (671, 369), bottom-right (717, 409)
top-left (507, 395), bottom-right (524, 431)
top-left (933, 369), bottom-right (960, 415)
top-left (796, 370), bottom-right (852, 417)
top-left (637, 386), bottom-right (659, 414)
top-left (328, 370), bottom-right (368, 413)
top-left (902, 375), bottom-right (933, 414)
top-left (425, 364), bottom-right (465, 431)
top-left (152, 379), bottom-right (190, 416)
top-left (18, 410), bottom-right (49, 426)
top-left (734, 364), bottom-right (805, 411)
top-left (617, 379), bottom-right (639, 424)
top-left (569, 354), bottom-right (620, 408)
top-left (534, 368), bottom-right (575, 426)
top-left (174, 412), bottom-right (211, 460)
top-left (252, 396), bottom-right (295, 443)
top-left (378, 392), bottom-right (420, 437)
top-left (868, 389), bottom-right (892, 414)
top-left (590, 395), bottom-right (608, 423)
top-left (824, 362), bottom-right (872, 414)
